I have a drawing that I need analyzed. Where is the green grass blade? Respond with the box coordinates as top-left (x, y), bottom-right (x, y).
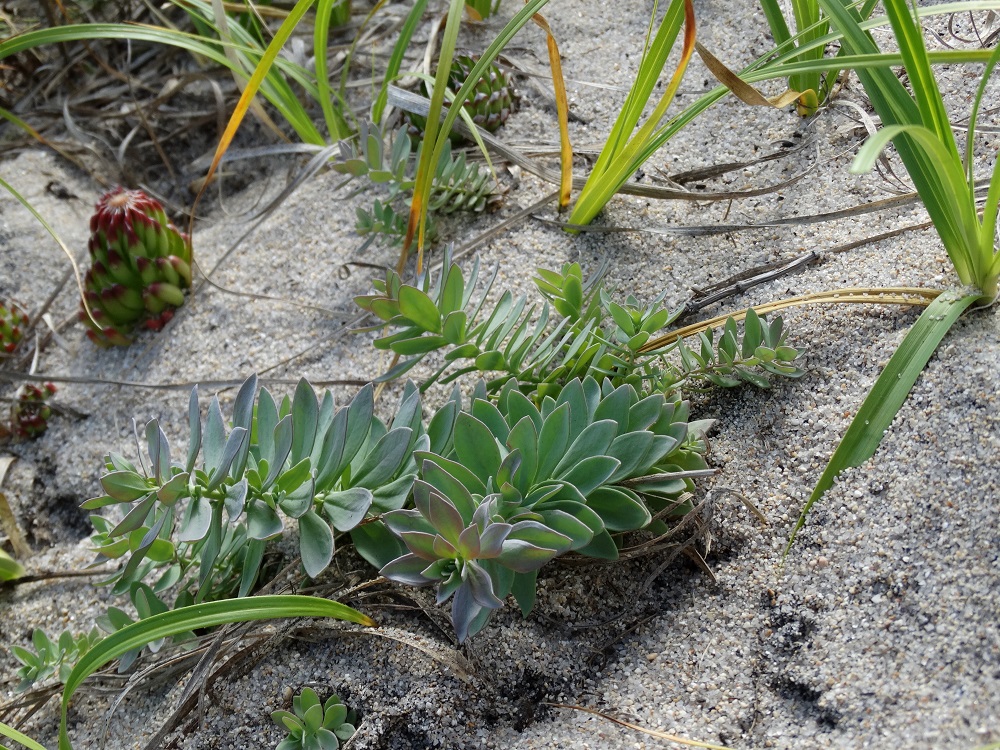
top-left (852, 124), bottom-right (979, 283)
top-left (882, 0), bottom-right (955, 149)
top-left (759, 0), bottom-right (794, 50)
top-left (589, 0), bottom-right (687, 182)
top-left (786, 291), bottom-right (979, 553)
top-left (406, 0), bottom-right (550, 267)
top-left (315, 0), bottom-right (352, 140)
top-left (567, 0), bottom-right (692, 226)
top-left (371, 0), bottom-right (430, 124)
top-left (58, 595), bottom-right (374, 749)
top-left (819, 0), bottom-right (979, 284)
top-left (0, 722), bottom-right (49, 750)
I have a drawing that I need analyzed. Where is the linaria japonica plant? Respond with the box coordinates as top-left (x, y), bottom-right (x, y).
top-left (356, 249), bottom-right (805, 398)
top-left (86, 375), bottom-right (432, 610)
top-left (332, 122), bottom-right (498, 247)
top-left (10, 628), bottom-right (103, 693)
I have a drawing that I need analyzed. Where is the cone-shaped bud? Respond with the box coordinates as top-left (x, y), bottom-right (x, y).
top-left (135, 256), bottom-right (160, 286)
top-left (407, 53), bottom-right (517, 142)
top-left (168, 255), bottom-right (192, 286)
top-left (80, 187), bottom-right (193, 347)
top-left (146, 282), bottom-right (185, 308)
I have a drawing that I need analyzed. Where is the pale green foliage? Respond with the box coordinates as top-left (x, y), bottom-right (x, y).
top-left (333, 122), bottom-right (498, 246)
top-left (272, 688), bottom-right (356, 750)
top-left (0, 548), bottom-right (22, 581)
top-left (86, 376), bottom-right (430, 607)
top-left (355, 251), bottom-right (805, 397)
top-left (10, 627), bottom-right (103, 692)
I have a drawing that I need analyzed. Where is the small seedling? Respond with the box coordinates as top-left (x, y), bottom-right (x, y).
top-left (271, 687), bottom-right (356, 750)
top-left (3, 383), bottom-right (57, 442)
top-left (10, 627), bottom-right (103, 692)
top-left (0, 301), bottom-right (29, 354)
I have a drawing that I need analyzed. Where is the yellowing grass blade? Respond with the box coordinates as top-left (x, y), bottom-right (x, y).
top-left (785, 290), bottom-right (979, 554)
top-left (58, 594), bottom-right (374, 749)
top-left (403, 0), bottom-right (551, 272)
top-left (529, 8), bottom-right (572, 207)
top-left (567, 0), bottom-right (694, 227)
top-left (639, 287), bottom-right (942, 352)
top-left (696, 41), bottom-right (803, 109)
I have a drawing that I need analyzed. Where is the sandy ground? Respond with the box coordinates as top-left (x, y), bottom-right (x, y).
top-left (1, 1), bottom-right (998, 748)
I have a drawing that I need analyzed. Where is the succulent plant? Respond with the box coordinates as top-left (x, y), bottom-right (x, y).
top-left (79, 187), bottom-right (192, 347)
top-left (0, 301), bottom-right (29, 355)
top-left (9, 382), bottom-right (57, 440)
top-left (272, 687), bottom-right (356, 750)
top-left (406, 53), bottom-right (516, 141)
top-left (86, 376), bottom-right (431, 605)
top-left (374, 375), bottom-right (714, 640)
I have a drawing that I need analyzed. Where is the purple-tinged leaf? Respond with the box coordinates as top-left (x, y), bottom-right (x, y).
top-left (399, 531), bottom-right (439, 561)
top-left (456, 524), bottom-right (481, 559)
top-left (381, 553), bottom-right (433, 585)
top-left (463, 561), bottom-right (503, 609)
top-left (426, 490), bottom-right (465, 545)
top-left (479, 521), bottom-right (513, 557)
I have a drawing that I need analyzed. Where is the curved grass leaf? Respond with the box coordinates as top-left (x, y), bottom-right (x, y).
top-left (0, 721), bottom-right (48, 750)
top-left (786, 291), bottom-right (979, 553)
top-left (58, 595), bottom-right (374, 749)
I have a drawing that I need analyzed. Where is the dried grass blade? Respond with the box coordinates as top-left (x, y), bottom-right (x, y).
top-left (0, 177), bottom-right (93, 330)
top-left (696, 42), bottom-right (802, 109)
top-left (639, 287), bottom-right (943, 351)
top-left (529, 9), bottom-right (572, 207)
top-left (545, 703), bottom-right (731, 749)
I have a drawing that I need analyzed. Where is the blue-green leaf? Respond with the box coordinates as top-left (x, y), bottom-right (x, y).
top-left (299, 510), bottom-right (334, 578)
top-left (322, 487), bottom-right (372, 531)
top-left (247, 499), bottom-right (284, 540)
top-left (263, 416), bottom-right (294, 490)
top-left (351, 427), bottom-right (412, 488)
top-left (534, 403), bottom-right (571, 482)
top-left (587, 486), bottom-right (651, 531)
top-left (290, 379), bottom-right (319, 465)
top-left (177, 496), bottom-right (212, 543)
top-left (203, 396), bottom-right (226, 476)
top-left (453, 413), bottom-right (502, 485)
